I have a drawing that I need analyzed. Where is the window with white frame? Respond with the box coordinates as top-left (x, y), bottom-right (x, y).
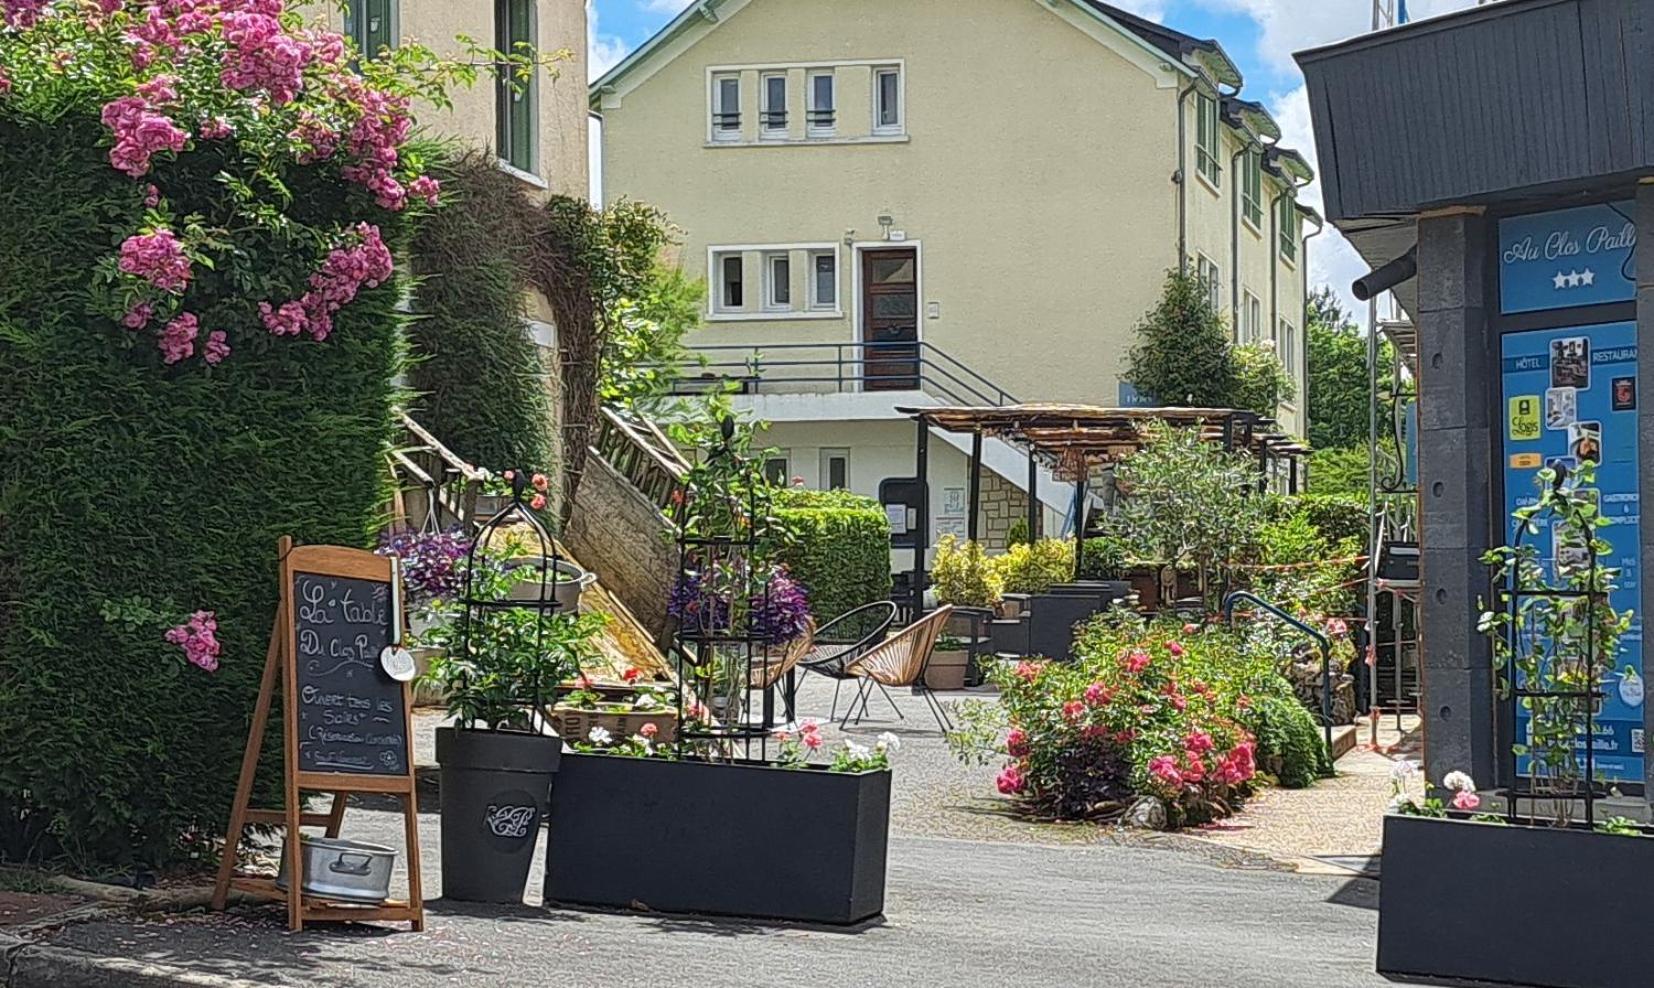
top-left (807, 70), bottom-right (835, 136)
top-left (761, 72), bottom-right (787, 138)
top-left (763, 454), bottom-right (791, 486)
top-left (809, 249), bottom-right (837, 310)
top-left (873, 66), bottom-right (902, 134)
top-left (1242, 151), bottom-right (1263, 229)
top-left (1242, 291), bottom-right (1261, 342)
top-left (1280, 318), bottom-right (1296, 376)
top-left (820, 448), bottom-right (849, 490)
top-left (764, 251), bottom-right (792, 310)
top-left (1196, 93), bottom-right (1221, 187)
top-left (1196, 255), bottom-right (1222, 313)
top-left (711, 73), bottom-right (741, 141)
top-left (346, 0), bottom-right (397, 58)
top-left (715, 252), bottom-right (744, 310)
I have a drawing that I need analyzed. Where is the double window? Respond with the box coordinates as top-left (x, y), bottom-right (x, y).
top-left (1195, 93), bottom-right (1221, 187)
top-left (494, 0), bottom-right (536, 174)
top-left (1241, 152), bottom-right (1263, 229)
top-left (346, 0), bottom-right (396, 58)
top-left (1278, 195), bottom-right (1298, 262)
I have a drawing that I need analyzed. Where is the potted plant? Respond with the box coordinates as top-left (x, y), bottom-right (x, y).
top-left (1378, 463), bottom-right (1641, 988)
top-left (420, 521), bottom-right (607, 905)
top-left (932, 534), bottom-right (1003, 632)
top-left (547, 669), bottom-right (679, 743)
top-left (924, 635), bottom-right (969, 691)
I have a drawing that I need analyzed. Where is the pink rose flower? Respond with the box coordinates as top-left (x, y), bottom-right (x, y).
top-left (995, 764), bottom-right (1024, 795)
top-left (802, 731), bottom-right (824, 751)
top-left (1452, 790), bottom-right (1480, 811)
top-left (203, 329), bottom-right (230, 365)
top-left (1147, 755), bottom-right (1182, 787)
top-left (639, 722), bottom-right (658, 739)
top-left (529, 493), bottom-right (547, 511)
top-left (164, 609), bottom-right (221, 672)
top-left (1005, 727), bottom-right (1029, 757)
top-left (157, 312), bottom-right (198, 364)
top-left (117, 228), bottom-right (191, 292)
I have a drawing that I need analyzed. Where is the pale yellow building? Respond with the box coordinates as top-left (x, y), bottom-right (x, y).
top-left (594, 0), bottom-right (1317, 553)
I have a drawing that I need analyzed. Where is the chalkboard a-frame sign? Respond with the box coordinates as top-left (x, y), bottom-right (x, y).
top-left (210, 537), bottom-right (424, 932)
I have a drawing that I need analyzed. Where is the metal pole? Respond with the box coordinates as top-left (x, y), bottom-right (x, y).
top-left (1027, 448), bottom-right (1040, 540)
top-left (1367, 297), bottom-right (1381, 749)
top-left (967, 430), bottom-right (983, 543)
top-left (1072, 468), bottom-right (1089, 577)
top-left (913, 417), bottom-right (930, 617)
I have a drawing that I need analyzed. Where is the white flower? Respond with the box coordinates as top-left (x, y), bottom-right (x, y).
top-left (876, 731), bottom-right (902, 754)
top-left (1386, 794), bottom-right (1414, 814)
top-left (633, 694), bottom-right (658, 711)
top-left (587, 726), bottom-right (613, 745)
top-left (1442, 770), bottom-right (1476, 793)
top-left (1390, 760), bottom-right (1420, 782)
top-left (845, 741), bottom-right (870, 760)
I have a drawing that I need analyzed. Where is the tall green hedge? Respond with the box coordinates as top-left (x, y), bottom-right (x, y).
top-left (772, 489), bottom-right (892, 625)
top-left (407, 153), bottom-right (554, 474)
top-left (0, 118), bottom-right (406, 867)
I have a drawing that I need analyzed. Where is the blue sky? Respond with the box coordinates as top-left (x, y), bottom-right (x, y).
top-left (584, 0), bottom-right (1483, 314)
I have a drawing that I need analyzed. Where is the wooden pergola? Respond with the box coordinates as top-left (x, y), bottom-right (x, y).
top-left (894, 403), bottom-right (1311, 607)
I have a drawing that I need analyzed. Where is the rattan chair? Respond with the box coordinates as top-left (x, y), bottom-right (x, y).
top-left (796, 601), bottom-right (899, 724)
top-left (746, 617), bottom-right (817, 726)
top-left (843, 605), bottom-right (956, 732)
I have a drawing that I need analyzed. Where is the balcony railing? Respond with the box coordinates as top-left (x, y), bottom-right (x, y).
top-left (667, 341), bottom-right (1019, 408)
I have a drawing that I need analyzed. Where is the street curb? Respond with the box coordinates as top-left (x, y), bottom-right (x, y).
top-left (1, 932), bottom-right (277, 988)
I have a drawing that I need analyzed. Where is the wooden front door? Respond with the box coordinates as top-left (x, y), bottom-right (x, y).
top-left (861, 248), bottom-right (919, 390)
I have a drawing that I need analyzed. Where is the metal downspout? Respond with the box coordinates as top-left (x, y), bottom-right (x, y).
top-left (1176, 81), bottom-right (1198, 275)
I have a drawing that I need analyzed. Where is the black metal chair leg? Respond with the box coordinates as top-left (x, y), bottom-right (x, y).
top-left (841, 679), bottom-right (873, 728)
top-left (874, 682), bottom-right (906, 720)
top-left (921, 689), bottom-right (954, 733)
top-left (828, 677), bottom-right (844, 723)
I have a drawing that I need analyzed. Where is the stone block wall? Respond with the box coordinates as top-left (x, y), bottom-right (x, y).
top-left (564, 452), bottom-right (675, 642)
top-left (976, 469), bottom-right (1031, 552)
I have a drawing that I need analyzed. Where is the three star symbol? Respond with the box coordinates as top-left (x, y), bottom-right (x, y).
top-left (1553, 268), bottom-right (1597, 290)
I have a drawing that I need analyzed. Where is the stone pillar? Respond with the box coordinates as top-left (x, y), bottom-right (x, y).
top-left (1414, 208), bottom-right (1497, 786)
top-left (1637, 183), bottom-right (1654, 795)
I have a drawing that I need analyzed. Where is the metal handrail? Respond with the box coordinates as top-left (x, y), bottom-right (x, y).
top-left (1222, 590), bottom-right (1335, 751)
top-left (668, 341), bottom-right (1021, 407)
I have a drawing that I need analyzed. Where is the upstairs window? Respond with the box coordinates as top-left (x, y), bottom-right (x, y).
top-left (874, 66), bottom-right (902, 134)
top-left (712, 73), bottom-right (741, 141)
top-left (716, 252), bottom-right (744, 310)
top-left (761, 73), bottom-right (788, 138)
top-left (1196, 254), bottom-right (1222, 313)
top-left (808, 70), bottom-right (836, 136)
top-left (346, 0), bottom-right (397, 59)
top-left (1242, 152), bottom-right (1263, 229)
top-left (494, 0), bottom-right (536, 174)
top-left (764, 251), bottom-right (792, 310)
top-left (1278, 195), bottom-right (1298, 262)
top-left (1195, 93), bottom-right (1221, 187)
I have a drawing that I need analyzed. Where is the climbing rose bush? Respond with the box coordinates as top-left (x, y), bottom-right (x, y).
top-left (0, 0), bottom-right (477, 368)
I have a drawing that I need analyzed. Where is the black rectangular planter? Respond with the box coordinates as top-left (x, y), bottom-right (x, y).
top-left (1380, 814), bottom-right (1654, 988)
top-left (544, 753), bottom-right (891, 924)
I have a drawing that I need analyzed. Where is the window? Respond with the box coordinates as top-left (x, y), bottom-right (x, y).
top-left (874, 66), bottom-right (902, 134)
top-left (716, 252), bottom-right (744, 310)
top-left (1196, 255), bottom-right (1222, 312)
top-left (763, 455), bottom-right (791, 486)
top-left (764, 251), bottom-right (791, 310)
top-left (1195, 93), bottom-right (1221, 187)
top-left (761, 72), bottom-right (787, 138)
top-left (820, 449), bottom-right (850, 490)
top-left (346, 0), bottom-right (396, 58)
top-left (809, 250), bottom-right (837, 309)
top-left (1280, 319), bottom-right (1296, 376)
top-left (712, 73), bottom-right (741, 141)
top-left (1241, 152), bottom-right (1263, 229)
top-left (494, 0), bottom-right (536, 174)
top-left (808, 70), bottom-right (835, 136)
top-left (1278, 195), bottom-right (1298, 262)
top-left (1242, 291), bottom-right (1261, 342)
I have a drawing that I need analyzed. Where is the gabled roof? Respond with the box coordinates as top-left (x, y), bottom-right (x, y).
top-left (1221, 96), bottom-right (1281, 143)
top-left (1078, 0), bottom-right (1244, 88)
top-left (1265, 146), bottom-right (1314, 185)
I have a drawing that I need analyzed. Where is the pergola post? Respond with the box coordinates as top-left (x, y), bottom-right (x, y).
top-left (912, 417), bottom-right (930, 616)
top-left (1289, 455), bottom-right (1300, 494)
top-left (1026, 448), bottom-right (1040, 540)
top-left (967, 429), bottom-right (983, 543)
top-left (1071, 465), bottom-right (1088, 577)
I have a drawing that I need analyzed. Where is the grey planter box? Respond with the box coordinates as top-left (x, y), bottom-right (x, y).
top-left (1379, 813), bottom-right (1654, 988)
top-left (544, 752), bottom-right (891, 924)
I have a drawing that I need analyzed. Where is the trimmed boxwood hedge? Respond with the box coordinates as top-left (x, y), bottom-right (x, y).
top-left (772, 489), bottom-right (892, 625)
top-left (0, 118), bottom-right (407, 867)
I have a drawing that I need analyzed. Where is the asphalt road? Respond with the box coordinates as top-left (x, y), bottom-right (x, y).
top-left (45, 823), bottom-right (1402, 988)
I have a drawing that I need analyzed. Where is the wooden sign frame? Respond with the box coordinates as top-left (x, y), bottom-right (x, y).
top-left (211, 537), bottom-right (424, 932)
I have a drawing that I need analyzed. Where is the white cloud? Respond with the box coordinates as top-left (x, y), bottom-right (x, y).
top-left (1110, 0), bottom-right (1169, 21)
top-left (1194, 0), bottom-right (1479, 76)
top-left (1269, 83), bottom-right (1367, 317)
top-left (639, 0), bottom-right (695, 12)
top-left (588, 1), bottom-right (631, 81)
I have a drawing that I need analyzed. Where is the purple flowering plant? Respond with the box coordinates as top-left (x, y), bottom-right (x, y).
top-left (377, 528), bottom-right (471, 607)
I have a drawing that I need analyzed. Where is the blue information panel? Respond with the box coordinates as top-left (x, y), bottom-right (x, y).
top-left (1500, 322), bottom-right (1643, 783)
top-left (1499, 202), bottom-right (1637, 314)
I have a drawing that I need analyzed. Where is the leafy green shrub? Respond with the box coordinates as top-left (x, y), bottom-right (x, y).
top-left (408, 153), bottom-right (554, 473)
top-left (0, 118), bottom-right (409, 867)
top-left (1291, 493), bottom-right (1369, 547)
top-left (772, 488), bottom-right (891, 624)
top-left (993, 538), bottom-right (1075, 595)
top-left (930, 536), bottom-right (1002, 608)
top-left (1006, 517), bottom-right (1031, 547)
top-left (1245, 695), bottom-right (1333, 788)
top-left (1079, 534), bottom-right (1132, 580)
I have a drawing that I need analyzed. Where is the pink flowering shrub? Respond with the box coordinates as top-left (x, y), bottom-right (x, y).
top-left (0, 0), bottom-right (491, 369)
top-left (164, 610), bottom-right (221, 672)
top-left (950, 614), bottom-right (1330, 827)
